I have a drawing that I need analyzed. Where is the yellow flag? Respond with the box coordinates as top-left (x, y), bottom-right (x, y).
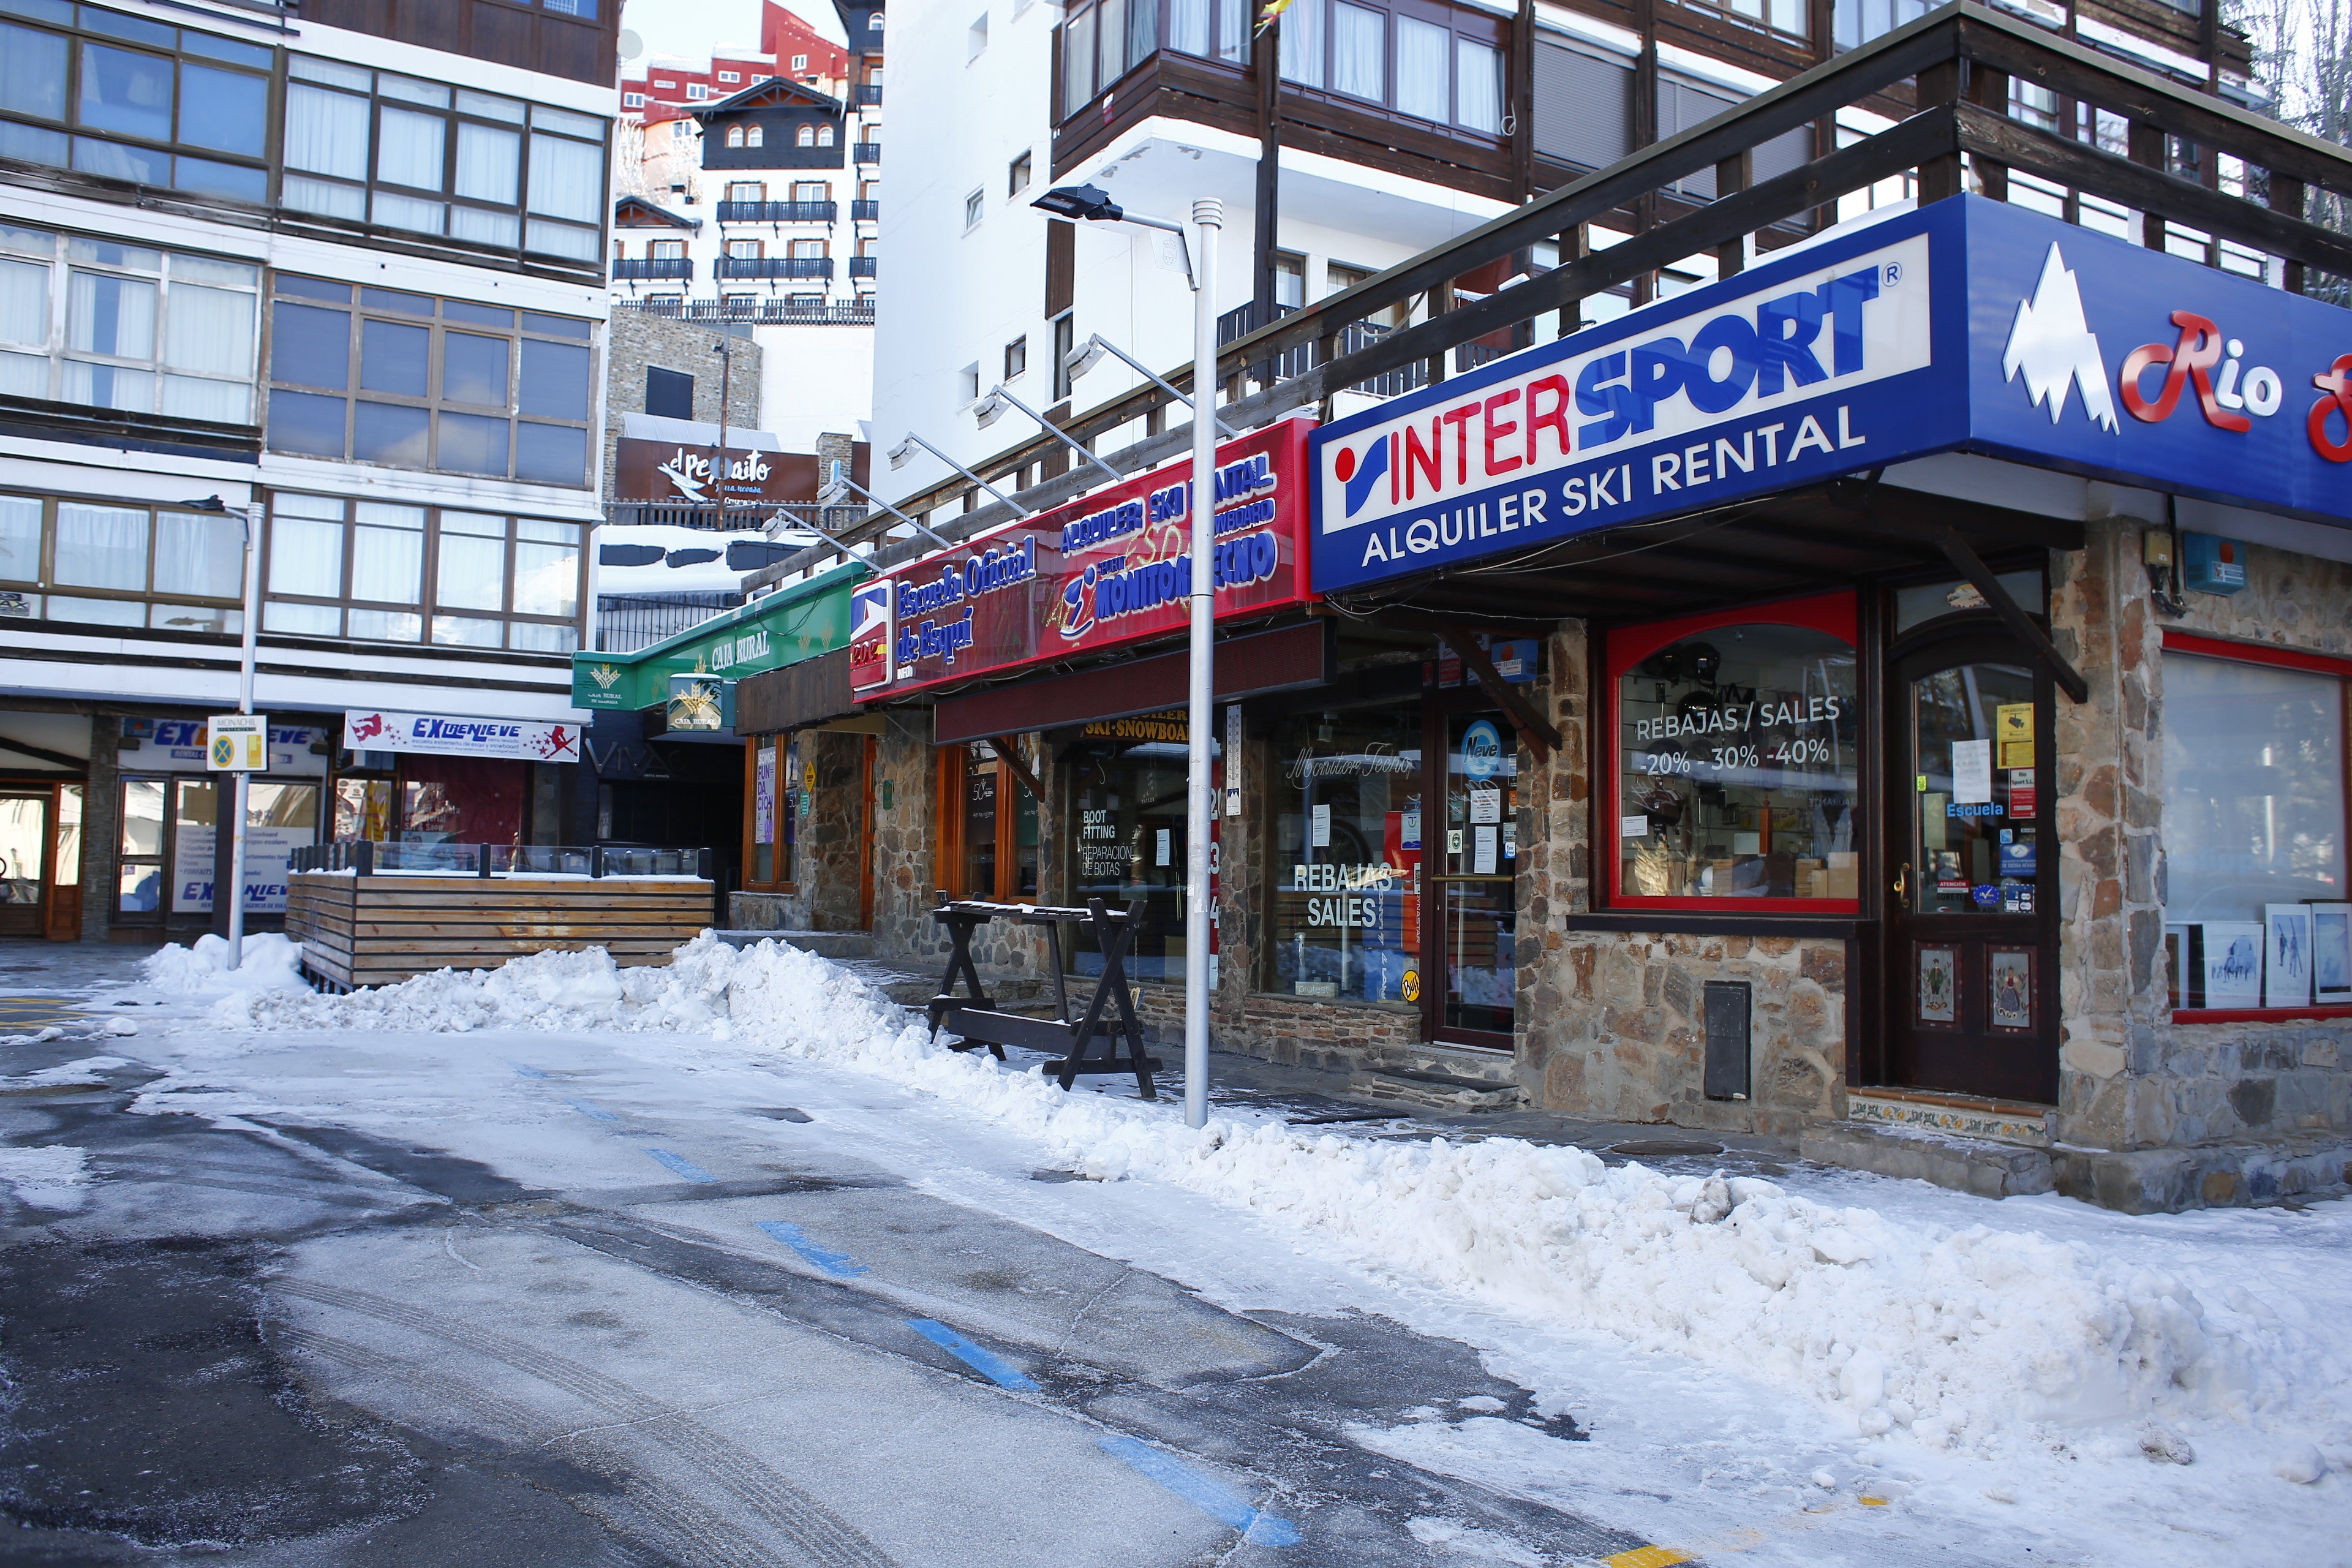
top-left (1254, 0), bottom-right (1295, 37)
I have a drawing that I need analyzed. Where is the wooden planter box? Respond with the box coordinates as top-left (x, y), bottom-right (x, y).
top-left (285, 872), bottom-right (715, 990)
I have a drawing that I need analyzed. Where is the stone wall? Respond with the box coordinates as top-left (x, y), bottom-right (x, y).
top-left (600, 314), bottom-right (763, 498)
top-left (2056, 518), bottom-right (2352, 1150)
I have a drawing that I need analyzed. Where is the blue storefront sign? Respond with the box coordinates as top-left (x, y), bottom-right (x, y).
top-left (1310, 195), bottom-right (2352, 593)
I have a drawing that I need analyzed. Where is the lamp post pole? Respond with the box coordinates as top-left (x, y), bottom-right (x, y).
top-left (1183, 198), bottom-right (1222, 1131)
top-left (229, 500), bottom-right (263, 967)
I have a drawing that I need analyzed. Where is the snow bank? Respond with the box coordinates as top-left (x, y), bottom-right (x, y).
top-left (0, 1145), bottom-right (90, 1211)
top-left (214, 936), bottom-right (2351, 1469)
top-left (142, 932), bottom-right (307, 997)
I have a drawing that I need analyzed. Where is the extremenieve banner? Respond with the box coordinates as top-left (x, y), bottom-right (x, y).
top-left (342, 710), bottom-right (582, 763)
top-left (850, 418), bottom-right (1316, 700)
top-left (1310, 195), bottom-right (2352, 593)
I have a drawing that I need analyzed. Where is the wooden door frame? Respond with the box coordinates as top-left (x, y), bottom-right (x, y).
top-left (1420, 686), bottom-right (1517, 1052)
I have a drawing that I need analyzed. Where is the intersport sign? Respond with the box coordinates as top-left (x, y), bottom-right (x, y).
top-left (1310, 196), bottom-right (2352, 594)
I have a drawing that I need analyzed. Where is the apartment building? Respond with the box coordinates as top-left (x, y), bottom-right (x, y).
top-left (617, 4), bottom-right (851, 200)
top-left (0, 0), bottom-right (618, 942)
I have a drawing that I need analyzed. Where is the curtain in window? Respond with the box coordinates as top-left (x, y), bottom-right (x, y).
top-left (1331, 4), bottom-right (1382, 99)
top-left (378, 106), bottom-right (447, 191)
top-left (1096, 0), bottom-right (1126, 91)
top-left (1063, 6), bottom-right (1096, 115)
top-left (163, 282), bottom-right (253, 379)
top-left (1218, 0), bottom-right (1245, 61)
top-left (1280, 0), bottom-right (1324, 86)
top-left (1170, 0), bottom-right (1209, 56)
top-left (1395, 15), bottom-right (1449, 120)
top-left (78, 43), bottom-right (173, 143)
top-left (352, 506), bottom-right (424, 604)
top-left (160, 376), bottom-right (248, 422)
top-left (67, 271), bottom-right (155, 359)
top-left (0, 495), bottom-right (40, 582)
top-left (512, 523), bottom-right (579, 617)
top-left (268, 514), bottom-right (343, 598)
top-left (455, 124), bottom-right (520, 205)
top-left (1125, 0), bottom-right (1158, 72)
top-left (0, 257), bottom-right (45, 348)
top-left (435, 530), bottom-right (505, 612)
top-left (153, 510), bottom-right (243, 600)
top-left (53, 503), bottom-right (148, 590)
top-left (527, 134), bottom-right (600, 221)
top-left (1456, 37), bottom-right (1502, 132)
top-left (0, 23), bottom-right (67, 121)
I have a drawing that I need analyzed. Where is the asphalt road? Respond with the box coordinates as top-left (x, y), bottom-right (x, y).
top-left (0, 989), bottom-right (1676, 1568)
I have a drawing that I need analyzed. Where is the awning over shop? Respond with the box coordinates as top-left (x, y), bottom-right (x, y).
top-left (737, 646), bottom-right (856, 734)
top-left (932, 620), bottom-right (1332, 745)
top-left (570, 561), bottom-right (869, 714)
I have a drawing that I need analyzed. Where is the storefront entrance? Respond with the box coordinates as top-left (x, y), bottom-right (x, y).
top-left (1431, 707), bottom-right (1516, 1046)
top-left (1884, 632), bottom-right (2059, 1104)
top-left (0, 790), bottom-right (50, 937)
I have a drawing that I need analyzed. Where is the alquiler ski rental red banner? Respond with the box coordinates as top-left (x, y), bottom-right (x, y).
top-left (849, 418), bottom-right (1315, 700)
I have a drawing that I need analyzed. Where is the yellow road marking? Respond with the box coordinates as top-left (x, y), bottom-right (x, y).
top-left (1604, 1549), bottom-right (1695, 1568)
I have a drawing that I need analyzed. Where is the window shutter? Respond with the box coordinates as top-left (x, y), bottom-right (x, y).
top-left (1532, 42), bottom-right (1632, 172)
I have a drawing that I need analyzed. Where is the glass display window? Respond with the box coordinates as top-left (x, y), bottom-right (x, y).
top-left (1608, 591), bottom-right (1861, 907)
top-left (1063, 714), bottom-right (1201, 982)
top-left (1265, 702), bottom-right (1421, 1003)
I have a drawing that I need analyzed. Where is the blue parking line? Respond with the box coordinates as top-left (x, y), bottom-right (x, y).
top-left (566, 1098), bottom-right (620, 1121)
top-left (757, 1220), bottom-right (869, 1277)
top-left (642, 1148), bottom-right (718, 1183)
top-left (905, 1318), bottom-right (1039, 1392)
top-left (510, 1062), bottom-right (548, 1079)
top-left (1097, 1434), bottom-right (1300, 1546)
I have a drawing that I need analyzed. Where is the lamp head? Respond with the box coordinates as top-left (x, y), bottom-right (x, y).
top-left (816, 479), bottom-right (850, 505)
top-left (972, 388), bottom-right (1007, 428)
top-left (176, 495), bottom-right (228, 513)
top-left (1063, 334), bottom-right (1109, 381)
top-left (1030, 183), bottom-right (1122, 223)
top-left (886, 437), bottom-right (918, 469)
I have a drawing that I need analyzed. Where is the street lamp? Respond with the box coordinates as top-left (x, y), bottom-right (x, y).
top-left (1061, 333), bottom-right (1238, 438)
top-left (971, 381), bottom-right (1125, 486)
top-left (887, 431), bottom-right (1035, 517)
top-left (179, 492), bottom-right (265, 969)
top-left (1031, 182), bottom-right (1226, 1131)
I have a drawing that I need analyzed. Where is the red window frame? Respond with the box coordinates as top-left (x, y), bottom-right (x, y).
top-left (1604, 589), bottom-right (1861, 913)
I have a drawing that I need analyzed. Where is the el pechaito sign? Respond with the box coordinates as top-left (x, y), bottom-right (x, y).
top-left (851, 419), bottom-right (1316, 699)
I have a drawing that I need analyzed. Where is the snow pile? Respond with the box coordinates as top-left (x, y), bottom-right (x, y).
top-left (0, 1145), bottom-right (90, 1211)
top-left (212, 936), bottom-right (2350, 1468)
top-left (142, 932), bottom-right (310, 997)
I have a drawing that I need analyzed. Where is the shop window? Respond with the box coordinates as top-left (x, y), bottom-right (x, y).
top-left (0, 222), bottom-right (260, 421)
top-left (1609, 593), bottom-right (1861, 906)
top-left (397, 756), bottom-right (525, 843)
top-left (265, 277), bottom-right (596, 487)
top-left (744, 734), bottom-right (794, 889)
top-left (2161, 645), bottom-right (2346, 921)
top-left (263, 492), bottom-right (582, 650)
top-left (167, 775), bottom-right (320, 913)
top-left (943, 741), bottom-right (1038, 903)
top-left (1065, 723), bottom-right (1185, 980)
top-left (0, 489), bottom-right (245, 631)
top-left (115, 776), bottom-right (166, 914)
top-left (0, 2), bottom-right (272, 206)
top-left (1266, 704), bottom-right (1420, 1003)
top-left (282, 58), bottom-right (608, 262)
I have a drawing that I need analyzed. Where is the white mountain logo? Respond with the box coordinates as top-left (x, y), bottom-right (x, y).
top-left (2003, 243), bottom-right (2119, 431)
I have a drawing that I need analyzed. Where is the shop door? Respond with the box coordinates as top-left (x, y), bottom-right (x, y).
top-left (1425, 709), bottom-right (1517, 1047)
top-left (1884, 636), bottom-right (2059, 1103)
top-left (0, 791), bottom-right (49, 938)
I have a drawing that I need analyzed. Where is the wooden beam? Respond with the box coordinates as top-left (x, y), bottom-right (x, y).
top-left (1924, 522), bottom-right (2091, 703)
top-left (1433, 622), bottom-right (1562, 761)
top-left (992, 736), bottom-right (1044, 802)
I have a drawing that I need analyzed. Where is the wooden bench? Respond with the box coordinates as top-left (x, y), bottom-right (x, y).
top-left (926, 894), bottom-right (1160, 1099)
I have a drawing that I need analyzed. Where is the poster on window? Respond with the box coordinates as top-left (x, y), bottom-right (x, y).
top-left (753, 744), bottom-right (777, 845)
top-left (170, 823), bottom-right (311, 914)
top-left (1917, 946), bottom-right (1957, 1024)
top-left (2310, 903), bottom-right (2352, 1004)
top-left (853, 420), bottom-right (1315, 701)
top-left (2197, 921), bottom-right (2264, 1008)
top-left (1988, 949), bottom-right (2035, 1031)
top-left (2265, 903), bottom-right (2314, 1008)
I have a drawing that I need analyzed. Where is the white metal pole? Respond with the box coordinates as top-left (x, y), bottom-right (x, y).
top-left (230, 503), bottom-right (262, 969)
top-left (1184, 197), bottom-right (1223, 1131)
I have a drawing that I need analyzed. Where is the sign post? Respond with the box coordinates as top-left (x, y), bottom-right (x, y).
top-left (208, 713), bottom-right (268, 968)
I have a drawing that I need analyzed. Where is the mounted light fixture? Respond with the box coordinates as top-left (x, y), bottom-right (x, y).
top-left (971, 389), bottom-right (1008, 428)
top-left (977, 382), bottom-right (1124, 485)
top-left (886, 437), bottom-right (918, 469)
top-left (1029, 183), bottom-right (1122, 222)
top-left (1062, 334), bottom-right (1237, 437)
top-left (1061, 336), bottom-right (1109, 382)
top-left (891, 432), bottom-right (1033, 516)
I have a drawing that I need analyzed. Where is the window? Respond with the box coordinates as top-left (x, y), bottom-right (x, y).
top-left (263, 492), bottom-right (582, 650)
top-left (687, 83), bottom-right (709, 100)
top-left (1008, 149), bottom-right (1032, 195)
top-left (797, 123), bottom-right (816, 147)
top-left (0, 223), bottom-right (261, 422)
top-left (1609, 595), bottom-right (1860, 905)
top-left (1273, 250), bottom-right (1305, 309)
top-left (282, 59), bottom-right (609, 262)
top-left (717, 70), bottom-right (741, 83)
top-left (1455, 37), bottom-right (1501, 134)
top-left (870, 12), bottom-right (883, 28)
top-left (646, 364), bottom-right (692, 418)
top-left (1066, 722), bottom-right (1195, 979)
top-left (265, 277), bottom-right (597, 488)
top-left (1005, 335), bottom-right (1027, 380)
top-left (1052, 311), bottom-right (1075, 399)
top-left (726, 124), bottom-right (745, 147)
top-left (964, 188), bottom-right (985, 229)
top-left (0, 491), bottom-right (245, 631)
top-left (727, 179), bottom-right (766, 202)
top-left (623, 91), bottom-right (647, 108)
top-left (816, 124), bottom-right (835, 146)
top-left (789, 238), bottom-right (826, 259)
top-left (1679, 0), bottom-right (1807, 42)
top-left (1267, 703), bottom-right (1420, 1002)
top-left (673, 120), bottom-right (692, 140)
top-left (942, 742), bottom-right (1036, 901)
top-left (969, 10), bottom-right (989, 59)
top-left (792, 52), bottom-right (810, 70)
top-left (959, 361), bottom-right (980, 404)
top-left (648, 238), bottom-right (685, 259)
top-left (2162, 646), bottom-right (2346, 922)
top-left (727, 238), bottom-right (764, 258)
top-left (1833, 0), bottom-right (1933, 50)
top-left (792, 179), bottom-right (827, 202)
top-left (747, 124), bottom-right (764, 147)
top-left (0, 1), bottom-right (273, 205)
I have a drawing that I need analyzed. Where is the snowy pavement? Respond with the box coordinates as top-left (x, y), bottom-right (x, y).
top-left (1, 935), bottom-right (2347, 1566)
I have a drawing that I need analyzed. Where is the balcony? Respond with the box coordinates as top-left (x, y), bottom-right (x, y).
top-left (717, 200), bottom-right (839, 224)
top-left (618, 296), bottom-right (876, 325)
top-left (851, 198), bottom-right (880, 221)
top-left (714, 255), bottom-right (835, 280)
top-left (612, 257), bottom-right (695, 282)
top-left (853, 83), bottom-right (883, 107)
top-left (1216, 300), bottom-right (1428, 399)
top-left (849, 255), bottom-right (878, 278)
top-left (853, 142), bottom-right (881, 164)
